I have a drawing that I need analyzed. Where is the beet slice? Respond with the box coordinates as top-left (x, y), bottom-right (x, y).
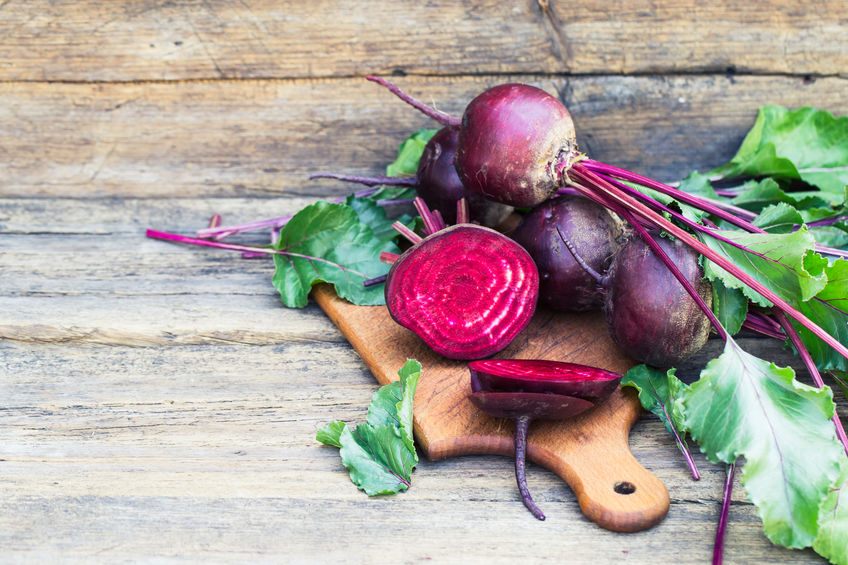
top-left (385, 224), bottom-right (539, 360)
top-left (468, 391), bottom-right (595, 420)
top-left (469, 358), bottom-right (622, 401)
top-left (466, 358), bottom-right (621, 521)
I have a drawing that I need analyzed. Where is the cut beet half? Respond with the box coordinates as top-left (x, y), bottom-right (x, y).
top-left (467, 358), bottom-right (622, 521)
top-left (385, 224), bottom-right (539, 360)
top-left (469, 358), bottom-right (622, 402)
top-left (468, 391), bottom-right (595, 420)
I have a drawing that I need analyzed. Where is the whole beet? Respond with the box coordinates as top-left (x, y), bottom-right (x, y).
top-left (454, 84), bottom-right (577, 208)
top-left (416, 127), bottom-right (512, 227)
top-left (604, 233), bottom-right (712, 367)
top-left (511, 195), bottom-right (622, 312)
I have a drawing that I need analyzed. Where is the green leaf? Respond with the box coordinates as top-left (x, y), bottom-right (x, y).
top-left (701, 228), bottom-right (848, 370)
top-left (316, 421), bottom-right (347, 448)
top-left (344, 194), bottom-right (406, 243)
top-left (621, 365), bottom-right (688, 435)
top-left (813, 457), bottom-right (848, 565)
top-left (712, 105), bottom-right (848, 197)
top-left (710, 279), bottom-right (748, 336)
top-left (752, 202), bottom-right (805, 233)
top-left (810, 223), bottom-right (848, 250)
top-left (681, 337), bottom-right (843, 548)
top-left (316, 360), bottom-right (422, 496)
top-left (701, 227), bottom-right (828, 306)
top-left (678, 171), bottom-right (720, 200)
top-left (271, 201), bottom-right (400, 308)
top-left (386, 129), bottom-right (439, 177)
top-left (339, 424), bottom-right (416, 495)
top-left (395, 359), bottom-right (421, 456)
top-left (789, 258), bottom-right (848, 371)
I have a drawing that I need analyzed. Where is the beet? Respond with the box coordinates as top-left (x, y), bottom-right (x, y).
top-left (511, 195), bottom-right (622, 312)
top-left (454, 84), bottom-right (577, 208)
top-left (385, 223), bottom-right (539, 360)
top-left (469, 358), bottom-right (622, 401)
top-left (416, 127), bottom-right (513, 227)
top-left (467, 359), bottom-right (622, 520)
top-left (604, 233), bottom-right (712, 367)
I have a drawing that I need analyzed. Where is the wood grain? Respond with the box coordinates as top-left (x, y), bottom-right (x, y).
top-left (2, 1), bottom-right (846, 561)
top-left (0, 1), bottom-right (846, 81)
top-left (0, 338), bottom-right (835, 563)
top-left (1, 75), bottom-right (846, 199)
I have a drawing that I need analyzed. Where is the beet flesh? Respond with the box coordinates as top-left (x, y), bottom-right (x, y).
top-left (605, 233), bottom-right (712, 367)
top-left (469, 358), bottom-right (622, 402)
top-left (454, 84), bottom-right (576, 208)
top-left (385, 224), bottom-right (539, 360)
top-left (416, 127), bottom-right (513, 227)
top-left (511, 195), bottom-right (622, 312)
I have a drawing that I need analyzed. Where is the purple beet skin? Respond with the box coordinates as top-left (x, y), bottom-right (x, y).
top-left (416, 127), bottom-right (513, 227)
top-left (511, 195), bottom-right (622, 312)
top-left (604, 232), bottom-right (712, 367)
top-left (454, 84), bottom-right (577, 208)
top-left (467, 358), bottom-right (622, 520)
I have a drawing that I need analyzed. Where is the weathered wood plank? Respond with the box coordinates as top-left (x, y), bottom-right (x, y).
top-left (0, 342), bottom-right (833, 563)
top-left (1, 0), bottom-right (846, 81)
top-left (1, 75), bottom-right (846, 199)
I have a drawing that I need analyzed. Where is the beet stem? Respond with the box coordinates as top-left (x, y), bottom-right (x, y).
top-left (740, 316), bottom-right (787, 341)
top-left (646, 378), bottom-right (700, 480)
top-left (309, 172), bottom-right (418, 188)
top-left (596, 173), bottom-right (779, 266)
top-left (773, 310), bottom-right (848, 457)
top-left (365, 75), bottom-right (461, 128)
top-left (456, 198), bottom-right (470, 224)
top-left (582, 160), bottom-right (764, 233)
top-left (555, 226), bottom-right (607, 286)
top-left (567, 163), bottom-right (848, 364)
top-left (712, 461), bottom-right (736, 565)
top-left (196, 188), bottom-right (382, 239)
top-left (413, 197), bottom-right (440, 236)
top-left (207, 214), bottom-right (222, 229)
top-left (514, 415), bottom-right (545, 521)
top-left (363, 274), bottom-right (388, 287)
top-left (146, 229), bottom-right (372, 277)
top-left (432, 209), bottom-right (447, 231)
top-left (392, 221), bottom-right (423, 244)
top-left (379, 251), bottom-right (399, 264)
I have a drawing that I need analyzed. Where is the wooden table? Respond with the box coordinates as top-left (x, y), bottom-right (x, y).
top-left (2, 2), bottom-right (846, 562)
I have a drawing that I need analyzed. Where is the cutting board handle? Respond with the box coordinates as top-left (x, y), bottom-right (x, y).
top-left (529, 388), bottom-right (669, 532)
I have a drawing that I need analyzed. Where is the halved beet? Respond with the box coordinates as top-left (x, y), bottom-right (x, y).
top-left (385, 224), bottom-right (539, 360)
top-left (469, 358), bottom-right (622, 401)
top-left (468, 391), bottom-right (595, 420)
top-left (466, 358), bottom-right (621, 521)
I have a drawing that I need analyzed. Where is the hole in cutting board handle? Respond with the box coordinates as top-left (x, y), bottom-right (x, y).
top-left (614, 481), bottom-right (636, 495)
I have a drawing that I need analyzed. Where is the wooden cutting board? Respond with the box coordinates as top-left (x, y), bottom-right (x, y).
top-left (313, 284), bottom-right (669, 532)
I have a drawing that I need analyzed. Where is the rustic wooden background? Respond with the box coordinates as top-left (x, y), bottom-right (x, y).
top-left (2, 1), bottom-right (847, 562)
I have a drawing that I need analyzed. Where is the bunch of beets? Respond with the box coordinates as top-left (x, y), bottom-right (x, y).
top-left (340, 78), bottom-right (718, 369)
